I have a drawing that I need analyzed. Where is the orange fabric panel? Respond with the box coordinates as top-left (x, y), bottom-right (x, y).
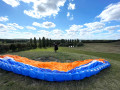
top-left (0, 55), bottom-right (105, 72)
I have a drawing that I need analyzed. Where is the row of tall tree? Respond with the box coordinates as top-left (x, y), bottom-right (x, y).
top-left (29, 37), bottom-right (83, 49)
top-left (29, 37), bottom-right (52, 49)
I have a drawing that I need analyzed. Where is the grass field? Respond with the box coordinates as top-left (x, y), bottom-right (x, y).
top-left (0, 42), bottom-right (120, 90)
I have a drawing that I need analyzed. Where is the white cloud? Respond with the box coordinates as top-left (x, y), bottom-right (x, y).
top-left (7, 23), bottom-right (24, 29)
top-left (42, 21), bottom-right (56, 28)
top-left (0, 21), bottom-right (119, 39)
top-left (66, 24), bottom-right (83, 37)
top-left (0, 23), bottom-right (24, 34)
top-left (68, 3), bottom-right (75, 10)
top-left (67, 12), bottom-right (74, 20)
top-left (37, 30), bottom-right (50, 33)
top-left (23, 32), bottom-right (33, 35)
top-left (66, 29), bottom-right (77, 36)
top-left (84, 22), bottom-right (105, 30)
top-left (0, 16), bottom-right (9, 22)
top-left (2, 0), bottom-right (66, 18)
top-left (7, 25), bottom-right (16, 30)
top-left (0, 23), bottom-right (7, 29)
top-left (52, 29), bottom-right (64, 34)
top-left (26, 26), bottom-right (36, 30)
top-left (33, 21), bottom-right (56, 28)
top-left (104, 25), bottom-right (120, 31)
top-left (37, 30), bottom-right (50, 38)
top-left (69, 0), bottom-right (74, 1)
top-left (50, 29), bottom-right (64, 39)
top-left (0, 23), bottom-right (8, 32)
top-left (52, 29), bottom-right (64, 36)
top-left (0, 24), bottom-right (120, 39)
top-left (69, 15), bottom-right (74, 20)
top-left (90, 30), bottom-right (103, 34)
top-left (117, 30), bottom-right (120, 32)
top-left (37, 29), bottom-right (64, 39)
top-left (23, 0), bottom-right (66, 18)
top-left (0, 23), bottom-right (16, 32)
top-left (70, 24), bottom-right (83, 30)
top-left (104, 33), bottom-right (120, 40)
top-left (32, 22), bottom-right (41, 27)
top-left (67, 12), bottom-right (70, 17)
top-left (2, 0), bottom-right (20, 7)
top-left (97, 2), bottom-right (120, 22)
top-left (0, 31), bottom-right (36, 39)
top-left (64, 23), bottom-right (109, 39)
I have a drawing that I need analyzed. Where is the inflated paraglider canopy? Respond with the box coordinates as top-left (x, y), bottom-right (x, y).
top-left (0, 55), bottom-right (110, 82)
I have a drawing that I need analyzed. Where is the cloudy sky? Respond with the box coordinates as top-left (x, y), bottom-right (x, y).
top-left (0, 0), bottom-right (120, 40)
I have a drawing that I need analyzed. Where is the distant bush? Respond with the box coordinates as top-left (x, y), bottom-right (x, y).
top-left (0, 44), bottom-right (10, 53)
top-left (76, 42), bottom-right (84, 47)
top-left (16, 43), bottom-right (22, 51)
top-left (10, 44), bottom-right (17, 52)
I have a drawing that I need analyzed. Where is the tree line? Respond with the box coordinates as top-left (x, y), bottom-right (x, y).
top-left (29, 37), bottom-right (83, 48)
top-left (0, 37), bottom-right (84, 54)
top-left (0, 39), bottom-right (29, 43)
top-left (82, 40), bottom-right (119, 43)
top-left (1, 37), bottom-right (120, 54)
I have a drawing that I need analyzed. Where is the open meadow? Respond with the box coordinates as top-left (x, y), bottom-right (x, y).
top-left (0, 42), bottom-right (120, 90)
top-left (1, 0), bottom-right (120, 90)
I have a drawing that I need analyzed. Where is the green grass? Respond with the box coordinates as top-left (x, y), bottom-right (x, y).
top-left (0, 43), bottom-right (120, 90)
top-left (59, 47), bottom-right (120, 61)
top-left (74, 42), bottom-right (120, 54)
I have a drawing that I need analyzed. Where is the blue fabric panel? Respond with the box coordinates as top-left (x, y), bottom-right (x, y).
top-left (0, 58), bottom-right (110, 82)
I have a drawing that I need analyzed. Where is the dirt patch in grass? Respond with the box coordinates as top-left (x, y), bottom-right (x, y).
top-left (34, 56), bottom-right (59, 62)
top-left (34, 56), bottom-right (72, 63)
